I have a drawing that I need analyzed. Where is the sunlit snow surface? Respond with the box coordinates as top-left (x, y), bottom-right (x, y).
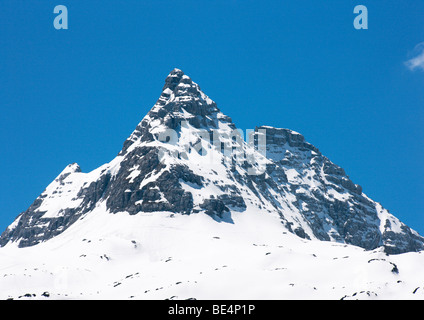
top-left (0, 204), bottom-right (423, 300)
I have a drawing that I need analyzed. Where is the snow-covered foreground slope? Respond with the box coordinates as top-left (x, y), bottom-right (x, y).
top-left (1, 204), bottom-right (423, 300)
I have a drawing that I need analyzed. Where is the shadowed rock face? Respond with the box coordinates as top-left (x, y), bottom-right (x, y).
top-left (258, 126), bottom-right (424, 254)
top-left (1, 69), bottom-right (423, 254)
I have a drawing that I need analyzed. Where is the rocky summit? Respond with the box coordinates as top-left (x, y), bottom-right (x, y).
top-left (1, 68), bottom-right (423, 254)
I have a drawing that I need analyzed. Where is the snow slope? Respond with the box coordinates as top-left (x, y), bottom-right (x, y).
top-left (1, 205), bottom-right (424, 300)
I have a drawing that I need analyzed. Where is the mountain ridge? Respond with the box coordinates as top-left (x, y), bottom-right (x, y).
top-left (1, 68), bottom-right (423, 254)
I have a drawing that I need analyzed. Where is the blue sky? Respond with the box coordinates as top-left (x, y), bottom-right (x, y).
top-left (0, 0), bottom-right (423, 234)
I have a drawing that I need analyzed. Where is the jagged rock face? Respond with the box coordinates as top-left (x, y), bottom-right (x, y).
top-left (1, 69), bottom-right (423, 254)
top-left (0, 164), bottom-right (85, 247)
top-left (121, 69), bottom-right (234, 154)
top-left (253, 126), bottom-right (424, 253)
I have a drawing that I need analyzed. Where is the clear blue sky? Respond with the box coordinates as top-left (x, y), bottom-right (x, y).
top-left (0, 1), bottom-right (423, 234)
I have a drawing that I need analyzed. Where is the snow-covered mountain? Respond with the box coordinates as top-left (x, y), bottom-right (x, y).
top-left (0, 69), bottom-right (423, 300)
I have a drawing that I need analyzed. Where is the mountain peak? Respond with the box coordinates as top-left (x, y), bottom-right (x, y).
top-left (162, 68), bottom-right (185, 92)
top-left (159, 68), bottom-right (207, 108)
top-left (2, 69), bottom-right (423, 256)
top-left (56, 163), bottom-right (81, 181)
top-left (120, 69), bottom-right (224, 153)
